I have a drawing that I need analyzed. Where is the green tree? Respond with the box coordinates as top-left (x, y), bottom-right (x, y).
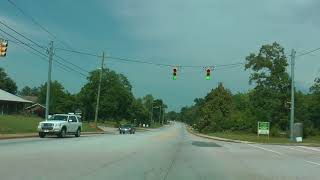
top-left (38, 81), bottom-right (77, 114)
top-left (197, 83), bottom-right (233, 132)
top-left (19, 86), bottom-right (40, 96)
top-left (308, 78), bottom-right (320, 130)
top-left (129, 98), bottom-right (149, 125)
top-left (166, 111), bottom-right (179, 121)
top-left (142, 94), bottom-right (154, 121)
top-left (245, 42), bottom-right (290, 130)
top-left (0, 68), bottom-right (17, 94)
top-left (78, 69), bottom-right (134, 121)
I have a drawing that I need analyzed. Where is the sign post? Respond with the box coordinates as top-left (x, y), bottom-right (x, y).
top-left (258, 122), bottom-right (270, 139)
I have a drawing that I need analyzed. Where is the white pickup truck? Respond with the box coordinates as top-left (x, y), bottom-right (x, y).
top-left (37, 114), bottom-right (82, 138)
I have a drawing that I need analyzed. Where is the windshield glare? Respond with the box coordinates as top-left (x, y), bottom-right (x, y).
top-left (49, 115), bottom-right (68, 121)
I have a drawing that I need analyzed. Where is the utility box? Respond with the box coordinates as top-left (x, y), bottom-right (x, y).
top-left (293, 123), bottom-right (303, 141)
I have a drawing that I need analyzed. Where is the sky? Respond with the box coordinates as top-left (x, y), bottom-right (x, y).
top-left (0, 0), bottom-right (320, 111)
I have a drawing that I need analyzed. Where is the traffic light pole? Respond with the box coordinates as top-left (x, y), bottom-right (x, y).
top-left (45, 41), bottom-right (54, 121)
top-left (95, 52), bottom-right (105, 128)
top-left (290, 49), bottom-right (296, 141)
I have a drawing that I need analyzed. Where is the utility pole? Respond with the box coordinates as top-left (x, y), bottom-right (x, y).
top-left (151, 102), bottom-right (153, 125)
top-left (162, 106), bottom-right (165, 124)
top-left (94, 52), bottom-right (105, 128)
top-left (290, 49), bottom-right (296, 141)
top-left (159, 105), bottom-right (162, 124)
top-left (45, 41), bottom-right (54, 121)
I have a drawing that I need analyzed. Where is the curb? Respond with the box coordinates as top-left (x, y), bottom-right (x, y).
top-left (186, 127), bottom-right (320, 147)
top-left (186, 127), bottom-right (253, 144)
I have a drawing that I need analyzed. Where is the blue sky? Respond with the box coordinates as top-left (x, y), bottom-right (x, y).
top-left (0, 0), bottom-right (320, 111)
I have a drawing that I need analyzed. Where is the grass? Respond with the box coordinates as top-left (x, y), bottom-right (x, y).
top-left (150, 122), bottom-right (163, 129)
top-left (207, 131), bottom-right (320, 145)
top-left (0, 115), bottom-right (99, 134)
top-left (82, 122), bottom-right (99, 132)
top-left (0, 115), bottom-right (42, 134)
top-left (97, 121), bottom-right (118, 128)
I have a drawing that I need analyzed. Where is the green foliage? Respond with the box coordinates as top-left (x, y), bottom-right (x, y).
top-left (38, 81), bottom-right (79, 114)
top-left (0, 115), bottom-right (98, 134)
top-left (129, 98), bottom-right (149, 125)
top-left (178, 42), bottom-right (320, 137)
top-left (0, 115), bottom-right (41, 133)
top-left (78, 69), bottom-right (134, 121)
top-left (245, 42), bottom-right (290, 130)
top-left (0, 67), bottom-right (17, 94)
top-left (19, 86), bottom-right (40, 96)
top-left (166, 111), bottom-right (179, 121)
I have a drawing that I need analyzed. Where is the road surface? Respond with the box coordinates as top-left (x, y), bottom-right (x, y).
top-left (0, 122), bottom-right (320, 180)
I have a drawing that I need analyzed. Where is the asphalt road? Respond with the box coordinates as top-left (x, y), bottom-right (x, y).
top-left (0, 122), bottom-right (320, 180)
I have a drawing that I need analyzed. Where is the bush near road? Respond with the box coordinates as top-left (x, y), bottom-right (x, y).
top-left (0, 115), bottom-right (99, 134)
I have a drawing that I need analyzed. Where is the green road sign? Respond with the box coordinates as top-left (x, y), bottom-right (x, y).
top-left (258, 122), bottom-right (270, 135)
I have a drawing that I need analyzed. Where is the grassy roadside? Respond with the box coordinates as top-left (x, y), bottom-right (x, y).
top-left (206, 131), bottom-right (320, 145)
top-left (0, 115), bottom-right (99, 134)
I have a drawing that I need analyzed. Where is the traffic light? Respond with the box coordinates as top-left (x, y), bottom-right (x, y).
top-left (206, 68), bottom-right (211, 80)
top-left (0, 40), bottom-right (8, 57)
top-left (173, 68), bottom-right (177, 80)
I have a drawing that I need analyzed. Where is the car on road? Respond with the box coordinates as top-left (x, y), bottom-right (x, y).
top-left (119, 124), bottom-right (136, 134)
top-left (37, 113), bottom-right (82, 138)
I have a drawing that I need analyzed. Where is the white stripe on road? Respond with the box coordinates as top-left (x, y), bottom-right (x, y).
top-left (247, 144), bottom-right (320, 167)
top-left (298, 146), bottom-right (320, 152)
top-left (305, 160), bottom-right (320, 166)
top-left (247, 144), bottom-right (284, 156)
top-left (282, 146), bottom-right (311, 153)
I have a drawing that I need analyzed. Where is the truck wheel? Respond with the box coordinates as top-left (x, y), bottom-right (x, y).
top-left (39, 132), bottom-right (46, 138)
top-left (58, 128), bottom-right (66, 138)
top-left (75, 128), bottom-right (81, 137)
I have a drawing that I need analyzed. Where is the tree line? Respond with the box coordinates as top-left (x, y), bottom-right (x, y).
top-left (0, 67), bottom-right (166, 125)
top-left (174, 42), bottom-right (320, 137)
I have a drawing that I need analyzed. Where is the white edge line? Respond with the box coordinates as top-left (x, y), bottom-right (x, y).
top-left (298, 146), bottom-right (320, 152)
top-left (305, 160), bottom-right (320, 166)
top-left (247, 144), bottom-right (284, 156)
top-left (283, 146), bottom-right (310, 153)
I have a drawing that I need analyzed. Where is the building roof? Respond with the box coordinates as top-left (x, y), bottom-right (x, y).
top-left (0, 89), bottom-right (32, 103)
top-left (25, 103), bottom-right (46, 110)
top-left (21, 96), bottom-right (38, 103)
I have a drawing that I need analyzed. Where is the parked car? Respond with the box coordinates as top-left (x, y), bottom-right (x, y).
top-left (119, 124), bottom-right (135, 134)
top-left (37, 113), bottom-right (82, 138)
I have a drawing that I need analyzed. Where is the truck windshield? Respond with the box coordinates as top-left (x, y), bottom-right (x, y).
top-left (121, 125), bottom-right (132, 128)
top-left (49, 115), bottom-right (68, 121)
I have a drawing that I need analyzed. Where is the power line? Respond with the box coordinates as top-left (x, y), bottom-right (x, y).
top-left (0, 27), bottom-right (47, 57)
top-left (55, 55), bottom-right (90, 74)
top-left (296, 47), bottom-right (320, 58)
top-left (0, 28), bottom-right (87, 77)
top-left (55, 47), bottom-right (100, 58)
top-left (7, 0), bottom-right (74, 50)
top-left (0, 34), bottom-right (46, 48)
top-left (0, 20), bottom-right (45, 50)
top-left (0, 20), bottom-right (88, 77)
top-left (55, 47), bottom-right (245, 68)
top-left (1, 32), bottom-right (74, 73)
